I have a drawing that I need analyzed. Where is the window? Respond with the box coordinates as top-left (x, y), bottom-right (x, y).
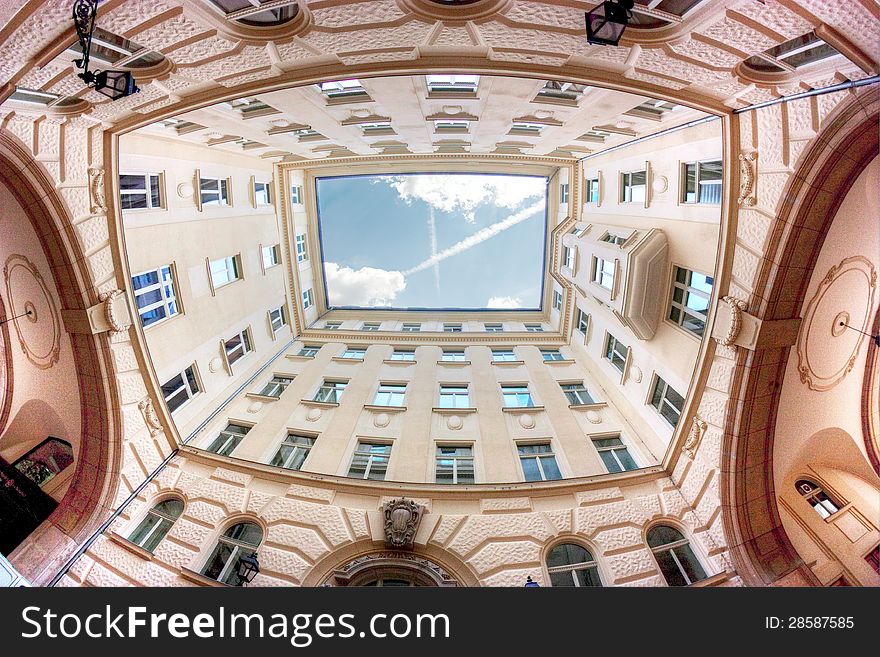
top-left (441, 350), bottom-right (466, 362)
top-left (443, 323), bottom-right (462, 333)
top-left (401, 323), bottom-right (421, 332)
top-left (560, 183), bottom-right (569, 204)
top-left (426, 74), bottom-right (479, 94)
top-left (314, 380), bottom-right (346, 403)
top-left (592, 435), bottom-right (638, 473)
top-left (271, 434), bottom-right (315, 471)
top-left (390, 349), bottom-right (416, 361)
top-left (553, 291), bottom-right (563, 311)
top-left (492, 349), bottom-right (516, 362)
top-left (563, 246), bottom-right (576, 270)
top-left (374, 383), bottom-right (406, 407)
top-left (13, 438), bottom-right (74, 488)
top-left (348, 442), bottom-right (391, 480)
top-left (546, 544), bottom-right (602, 587)
top-left (206, 423), bottom-right (250, 456)
top-left (291, 185), bottom-right (304, 204)
top-left (362, 121), bottom-right (393, 135)
top-left (262, 244), bottom-right (280, 269)
top-left (132, 265), bottom-right (179, 327)
top-left (681, 160), bottom-right (722, 205)
top-left (620, 170), bottom-right (646, 203)
top-left (647, 525), bottom-right (707, 587)
top-left (576, 309), bottom-right (589, 334)
top-left (224, 328), bottom-right (252, 366)
top-left (128, 498), bottom-right (183, 553)
top-left (485, 323), bottom-right (503, 332)
top-left (298, 345), bottom-right (319, 358)
top-left (324, 321), bottom-right (342, 330)
top-left (209, 0), bottom-right (299, 26)
top-left (319, 79), bottom-right (367, 99)
top-left (536, 80), bottom-right (587, 102)
top-left (435, 446), bottom-right (475, 484)
top-left (600, 232), bottom-right (627, 246)
top-left (502, 385), bottom-right (534, 408)
top-left (866, 546), bottom-right (880, 574)
top-left (586, 177), bottom-right (599, 203)
top-left (119, 173), bottom-right (162, 210)
top-left (302, 288), bottom-right (313, 309)
top-left (433, 120), bottom-right (470, 132)
top-left (210, 255), bottom-right (241, 289)
top-left (162, 365), bottom-right (200, 412)
top-left (592, 256), bottom-right (614, 290)
top-left (541, 349), bottom-right (565, 362)
top-left (65, 25), bottom-right (163, 67)
top-left (341, 347), bottom-right (366, 360)
top-left (254, 180), bottom-right (271, 206)
top-left (525, 324), bottom-right (544, 332)
top-left (295, 234), bottom-right (308, 262)
top-left (744, 31), bottom-right (841, 73)
top-left (518, 443), bottom-right (561, 481)
top-left (511, 122), bottom-right (544, 135)
top-left (258, 375), bottom-right (293, 398)
top-left (650, 376), bottom-right (684, 427)
top-left (201, 522), bottom-right (263, 586)
top-left (561, 382), bottom-right (593, 405)
top-left (199, 176), bottom-right (229, 207)
top-left (669, 267), bottom-right (713, 337)
top-left (796, 479), bottom-right (841, 519)
top-left (604, 334), bottom-right (629, 373)
top-left (361, 322), bottom-right (380, 332)
top-left (438, 385), bottom-right (470, 409)
top-left (269, 306), bottom-right (286, 333)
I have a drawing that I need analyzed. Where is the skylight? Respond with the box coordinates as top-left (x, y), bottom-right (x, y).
top-left (315, 173), bottom-right (548, 310)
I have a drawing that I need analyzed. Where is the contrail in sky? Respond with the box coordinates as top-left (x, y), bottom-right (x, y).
top-left (428, 207), bottom-right (440, 290)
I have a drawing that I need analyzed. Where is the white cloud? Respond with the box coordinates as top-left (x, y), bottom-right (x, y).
top-left (324, 262), bottom-right (406, 307)
top-left (486, 296), bottom-right (523, 309)
top-left (428, 206), bottom-right (440, 290)
top-left (383, 174), bottom-right (545, 222)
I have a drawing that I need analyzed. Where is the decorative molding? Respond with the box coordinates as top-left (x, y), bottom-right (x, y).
top-left (88, 168), bottom-right (107, 214)
top-left (737, 151), bottom-right (757, 207)
top-left (3, 254), bottom-right (61, 370)
top-left (330, 551), bottom-right (457, 587)
top-left (382, 498), bottom-right (425, 550)
top-left (98, 289), bottom-right (130, 336)
top-left (137, 397), bottom-right (163, 437)
top-left (716, 296), bottom-right (748, 347)
top-left (684, 415), bottom-right (708, 459)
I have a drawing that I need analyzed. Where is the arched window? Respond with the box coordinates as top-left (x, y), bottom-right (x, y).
top-left (647, 525), bottom-right (707, 586)
top-left (208, 1), bottom-right (299, 27)
top-left (127, 498), bottom-right (184, 553)
top-left (13, 438), bottom-right (74, 488)
top-left (546, 543), bottom-right (603, 587)
top-left (796, 479), bottom-right (841, 519)
top-left (201, 522), bottom-right (262, 585)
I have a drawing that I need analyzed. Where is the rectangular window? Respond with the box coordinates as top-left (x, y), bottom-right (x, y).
top-left (341, 347), bottom-right (366, 360)
top-left (314, 379), bottom-right (347, 404)
top-left (553, 291), bottom-right (563, 311)
top-left (210, 255), bottom-right (241, 289)
top-left (541, 349), bottom-right (565, 362)
top-left (199, 176), bottom-right (230, 206)
top-left (511, 122), bottom-right (544, 135)
top-left (518, 443), bottom-right (561, 482)
top-left (604, 334), bottom-right (628, 373)
top-left (348, 442), bottom-right (391, 480)
top-left (254, 180), bottom-right (271, 206)
top-left (302, 288), bottom-right (313, 309)
top-left (259, 375), bottom-right (293, 398)
top-left (269, 306), bottom-right (286, 332)
top-left (502, 385), bottom-right (534, 408)
top-left (270, 434), bottom-right (314, 471)
top-left (298, 345), bottom-right (319, 357)
top-left (361, 322), bottom-right (380, 331)
top-left (426, 74), bottom-right (479, 94)
top-left (390, 350), bottom-right (415, 361)
top-left (600, 232), bottom-right (627, 246)
top-left (132, 265), bottom-right (179, 327)
top-left (433, 120), bottom-right (470, 132)
top-left (563, 246), bottom-right (576, 270)
top-left (586, 177), bottom-right (599, 203)
top-left (161, 364), bottom-right (200, 413)
top-left (866, 545), bottom-right (880, 574)
top-left (560, 183), bottom-right (569, 204)
top-left (669, 267), bottom-right (713, 337)
top-left (401, 323), bottom-right (421, 332)
top-left (435, 446), bottom-right (475, 484)
top-left (592, 435), bottom-right (638, 473)
top-left (206, 423), bottom-right (249, 456)
top-left (295, 234), bottom-right (308, 262)
top-left (681, 160), bottom-right (722, 205)
top-left (620, 170), bottom-right (646, 203)
top-left (324, 321), bottom-right (341, 330)
top-left (650, 376), bottom-right (684, 427)
top-left (320, 79), bottom-right (367, 99)
top-left (291, 185), bottom-right (304, 204)
top-left (443, 323), bottom-right (462, 332)
top-left (119, 173), bottom-right (162, 210)
top-left (561, 382), bottom-right (593, 405)
top-left (439, 385), bottom-right (470, 409)
top-left (525, 324), bottom-right (544, 332)
top-left (485, 323), bottom-right (503, 332)
top-left (592, 256), bottom-right (615, 290)
top-left (224, 328), bottom-right (252, 366)
top-left (262, 244), bottom-right (280, 269)
top-left (441, 350), bottom-right (466, 362)
top-left (374, 383), bottom-right (406, 407)
top-left (492, 349), bottom-right (516, 362)
top-left (576, 309), bottom-right (589, 333)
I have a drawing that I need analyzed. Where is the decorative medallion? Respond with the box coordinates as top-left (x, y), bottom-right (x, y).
top-left (519, 413), bottom-right (536, 429)
top-left (683, 415), bottom-right (707, 459)
top-left (208, 356), bottom-right (224, 373)
top-left (247, 401), bottom-right (263, 414)
top-left (630, 365), bottom-right (643, 383)
top-left (137, 397), bottom-right (163, 437)
top-left (737, 151), bottom-right (757, 207)
top-left (0, 293), bottom-right (13, 435)
top-left (177, 182), bottom-right (194, 199)
top-left (382, 498), bottom-right (425, 550)
top-left (3, 254), bottom-right (61, 369)
top-left (446, 414), bottom-right (463, 430)
top-left (306, 406), bottom-right (322, 422)
top-left (651, 175), bottom-right (668, 194)
top-left (373, 412), bottom-right (391, 428)
top-left (716, 295), bottom-right (748, 348)
top-left (98, 289), bottom-right (130, 336)
top-left (88, 167), bottom-right (107, 213)
top-left (585, 410), bottom-right (602, 424)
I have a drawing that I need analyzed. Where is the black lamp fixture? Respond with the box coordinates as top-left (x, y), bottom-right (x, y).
top-left (585, 0), bottom-right (635, 47)
top-left (524, 576), bottom-right (540, 587)
top-left (72, 0), bottom-right (140, 100)
top-left (236, 552), bottom-right (260, 586)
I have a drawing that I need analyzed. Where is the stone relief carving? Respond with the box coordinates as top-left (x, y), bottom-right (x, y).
top-left (684, 415), bottom-right (708, 459)
top-left (137, 397), bottom-right (163, 437)
top-left (3, 254), bottom-right (61, 369)
top-left (373, 412), bottom-right (391, 428)
top-left (716, 295), bottom-right (749, 347)
top-left (98, 289), bottom-right (131, 336)
top-left (88, 168), bottom-right (107, 213)
top-left (737, 151), bottom-right (757, 207)
top-left (382, 498), bottom-right (425, 549)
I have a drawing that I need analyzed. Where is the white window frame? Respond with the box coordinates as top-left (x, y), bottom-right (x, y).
top-left (525, 324), bottom-right (544, 332)
top-left (269, 305), bottom-right (286, 333)
top-left (224, 327), bottom-right (253, 366)
top-left (443, 323), bottom-right (462, 333)
top-left (401, 323), bottom-right (421, 332)
top-left (270, 434), bottom-right (315, 471)
top-left (541, 349), bottom-right (565, 362)
top-left (649, 375), bottom-right (684, 427)
top-left (517, 442), bottom-right (561, 482)
top-left (161, 364), bottom-right (201, 413)
top-left (314, 379), bottom-right (347, 403)
top-left (302, 288), bottom-right (314, 310)
top-left (206, 423), bottom-right (250, 456)
top-left (298, 345), bottom-right (319, 358)
top-left (553, 290), bottom-right (563, 311)
top-left (492, 349), bottom-right (516, 362)
top-left (209, 254), bottom-right (241, 292)
top-left (199, 175), bottom-right (230, 207)
top-left (253, 179), bottom-right (272, 206)
top-left (390, 350), bottom-right (415, 361)
top-left (560, 183), bottom-right (569, 204)
top-left (324, 321), bottom-right (342, 330)
top-left (361, 322), bottom-right (380, 332)
top-left (502, 384), bottom-right (535, 408)
top-left (604, 333), bottom-right (629, 374)
top-left (258, 375), bottom-right (293, 398)
top-left (592, 434), bottom-right (638, 473)
top-left (668, 266), bottom-right (713, 337)
top-left (341, 347), bottom-right (366, 360)
top-left (119, 172), bottom-right (163, 211)
top-left (586, 177), bottom-right (600, 204)
top-left (291, 185), bottom-right (304, 204)
top-left (132, 264), bottom-right (180, 328)
top-left (435, 445), bottom-right (475, 484)
top-left (620, 170), bottom-right (647, 203)
top-left (561, 382), bottom-right (593, 405)
top-left (592, 256), bottom-right (615, 290)
top-left (680, 160), bottom-right (722, 205)
top-left (295, 233), bottom-right (308, 262)
top-left (484, 323), bottom-right (504, 332)
top-left (441, 350), bottom-right (466, 362)
top-left (261, 244), bottom-right (281, 271)
top-left (438, 385), bottom-right (470, 409)
top-left (348, 441), bottom-right (391, 480)
top-left (576, 309), bottom-right (589, 334)
top-left (373, 382), bottom-right (406, 407)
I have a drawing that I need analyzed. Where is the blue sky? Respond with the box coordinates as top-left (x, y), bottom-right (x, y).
top-left (315, 173), bottom-right (547, 310)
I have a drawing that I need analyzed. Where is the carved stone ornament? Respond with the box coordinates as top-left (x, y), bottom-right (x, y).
top-left (684, 415), bottom-right (708, 459)
top-left (382, 498), bottom-right (425, 550)
top-left (98, 289), bottom-right (130, 335)
top-left (138, 397), bottom-right (163, 437)
top-left (88, 167), bottom-right (107, 213)
top-left (717, 296), bottom-right (748, 347)
top-left (737, 151), bottom-right (757, 207)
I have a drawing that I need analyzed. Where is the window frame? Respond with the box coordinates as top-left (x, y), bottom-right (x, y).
top-left (208, 254), bottom-right (242, 293)
top-left (604, 333), bottom-right (629, 374)
top-left (591, 434), bottom-right (638, 473)
top-left (517, 442), bottom-right (562, 482)
top-left (118, 172), bottom-right (164, 211)
top-left (647, 524), bottom-right (709, 587)
top-left (561, 382), bottom-right (593, 406)
top-left (680, 159), bottom-right (722, 205)
top-left (668, 266), bottom-right (713, 338)
top-left (258, 375), bottom-right (293, 398)
top-left (223, 326), bottom-right (253, 369)
top-left (649, 374), bottom-right (684, 428)
top-left (435, 444), bottom-right (475, 484)
top-left (198, 175), bottom-right (231, 208)
top-left (501, 384), bottom-right (535, 408)
top-left (484, 323), bottom-right (504, 332)
top-left (132, 263), bottom-right (181, 328)
top-left (438, 384), bottom-right (471, 409)
top-left (295, 233), bottom-right (308, 262)
top-left (253, 179), bottom-right (272, 207)
top-left (201, 521), bottom-right (263, 586)
top-left (161, 363), bottom-right (201, 413)
top-left (619, 169), bottom-right (647, 204)
top-left (441, 349), bottom-right (467, 362)
top-left (545, 542), bottom-right (603, 587)
top-left (592, 255), bottom-right (615, 291)
top-left (314, 379), bottom-right (347, 404)
top-left (302, 288), bottom-right (314, 310)
top-left (491, 349), bottom-right (517, 362)
top-left (373, 382), bottom-right (407, 407)
top-left (389, 349), bottom-right (416, 361)
top-left (268, 305), bottom-right (287, 334)
top-left (270, 433), bottom-right (315, 471)
top-left (206, 422), bottom-right (251, 457)
top-left (347, 441), bottom-right (392, 480)
top-left (127, 497), bottom-right (184, 553)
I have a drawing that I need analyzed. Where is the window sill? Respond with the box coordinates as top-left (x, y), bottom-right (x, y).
top-left (108, 532), bottom-right (155, 561)
top-left (363, 404), bottom-right (407, 413)
top-left (544, 359), bottom-right (576, 365)
top-left (432, 407), bottom-right (477, 414)
top-left (824, 503), bottom-right (854, 524)
top-left (332, 357), bottom-right (365, 363)
top-left (300, 399), bottom-right (340, 409)
top-left (688, 572), bottom-right (732, 588)
top-left (437, 360), bottom-right (471, 366)
top-left (180, 568), bottom-right (228, 587)
top-left (286, 354), bottom-right (315, 361)
top-left (568, 402), bottom-right (608, 411)
top-left (383, 359), bottom-right (416, 365)
top-left (212, 278), bottom-right (243, 294)
top-left (246, 393), bottom-right (281, 403)
top-left (502, 405), bottom-right (545, 414)
top-left (142, 311), bottom-right (184, 332)
top-left (491, 360), bottom-right (524, 366)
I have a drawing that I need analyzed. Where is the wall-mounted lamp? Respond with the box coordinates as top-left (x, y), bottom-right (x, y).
top-left (585, 0), bottom-right (635, 47)
top-left (72, 0), bottom-right (139, 100)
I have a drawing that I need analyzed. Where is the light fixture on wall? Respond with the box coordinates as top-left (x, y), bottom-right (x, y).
top-left (72, 0), bottom-right (140, 100)
top-left (236, 552), bottom-right (260, 586)
top-left (585, 0), bottom-right (635, 47)
top-left (524, 575), bottom-right (540, 587)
